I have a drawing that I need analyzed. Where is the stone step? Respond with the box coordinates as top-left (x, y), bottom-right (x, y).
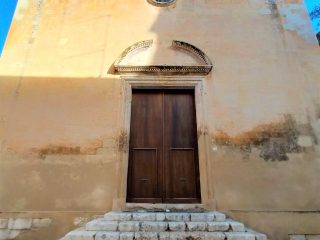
top-left (104, 211), bottom-right (226, 222)
top-left (60, 211), bottom-right (269, 240)
top-left (63, 229), bottom-right (267, 240)
top-left (86, 219), bottom-right (246, 232)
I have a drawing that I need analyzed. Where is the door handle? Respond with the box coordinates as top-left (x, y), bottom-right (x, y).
top-left (140, 178), bottom-right (149, 181)
top-left (179, 178), bottom-right (187, 182)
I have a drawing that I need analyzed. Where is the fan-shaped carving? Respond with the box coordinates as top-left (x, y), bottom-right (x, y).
top-left (114, 40), bottom-right (213, 75)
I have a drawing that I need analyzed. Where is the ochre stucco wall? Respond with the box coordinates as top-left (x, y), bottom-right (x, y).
top-left (0, 0), bottom-right (319, 239)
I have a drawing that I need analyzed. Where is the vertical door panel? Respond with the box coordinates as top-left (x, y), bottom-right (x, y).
top-left (127, 90), bottom-right (163, 202)
top-left (164, 90), bottom-right (200, 203)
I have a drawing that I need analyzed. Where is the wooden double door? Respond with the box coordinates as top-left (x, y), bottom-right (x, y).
top-left (127, 89), bottom-right (201, 203)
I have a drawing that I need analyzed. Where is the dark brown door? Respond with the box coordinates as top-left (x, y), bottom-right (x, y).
top-left (127, 89), bottom-right (201, 203)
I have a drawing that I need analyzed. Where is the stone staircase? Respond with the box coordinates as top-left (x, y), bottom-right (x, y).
top-left (60, 211), bottom-right (268, 240)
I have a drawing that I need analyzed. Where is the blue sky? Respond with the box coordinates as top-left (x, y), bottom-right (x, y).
top-left (305, 0), bottom-right (320, 33)
top-left (0, 0), bottom-right (18, 55)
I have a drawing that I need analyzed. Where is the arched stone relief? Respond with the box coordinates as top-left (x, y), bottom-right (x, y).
top-left (113, 40), bottom-right (213, 75)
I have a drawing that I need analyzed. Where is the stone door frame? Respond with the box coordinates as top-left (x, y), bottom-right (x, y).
top-left (112, 75), bottom-right (215, 210)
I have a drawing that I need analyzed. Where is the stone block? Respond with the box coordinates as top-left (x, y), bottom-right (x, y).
top-left (188, 231), bottom-right (206, 238)
top-left (230, 222), bottom-right (245, 232)
top-left (168, 222), bottom-right (186, 231)
top-left (65, 229), bottom-right (96, 240)
top-left (225, 232), bottom-right (256, 240)
top-left (141, 221), bottom-right (168, 232)
top-left (159, 232), bottom-right (170, 240)
top-left (289, 235), bottom-right (306, 240)
top-left (120, 232), bottom-right (134, 240)
top-left (118, 221), bottom-right (140, 232)
top-left (95, 231), bottom-right (119, 240)
top-left (104, 212), bottom-right (132, 221)
top-left (206, 212), bottom-right (216, 222)
top-left (204, 232), bottom-right (226, 240)
top-left (191, 213), bottom-right (207, 222)
top-left (187, 222), bottom-right (207, 231)
top-left (297, 136), bottom-right (313, 147)
top-left (8, 218), bottom-right (32, 230)
top-left (134, 232), bottom-right (158, 240)
top-left (207, 222), bottom-right (230, 231)
top-left (0, 219), bottom-right (8, 229)
top-left (213, 212), bottom-right (226, 222)
top-left (0, 230), bottom-right (20, 240)
top-left (132, 213), bottom-right (156, 221)
top-left (156, 213), bottom-right (166, 221)
top-left (165, 213), bottom-right (190, 222)
top-left (32, 218), bottom-right (52, 228)
top-left (254, 233), bottom-right (268, 240)
top-left (168, 232), bottom-right (187, 240)
top-left (306, 235), bottom-right (320, 240)
top-left (86, 219), bottom-right (118, 231)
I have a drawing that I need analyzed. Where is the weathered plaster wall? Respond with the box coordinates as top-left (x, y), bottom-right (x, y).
top-left (0, 0), bottom-right (319, 239)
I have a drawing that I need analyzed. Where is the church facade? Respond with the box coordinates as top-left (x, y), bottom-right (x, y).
top-left (0, 0), bottom-right (319, 239)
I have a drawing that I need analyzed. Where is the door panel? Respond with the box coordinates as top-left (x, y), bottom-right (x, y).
top-left (127, 90), bottom-right (163, 202)
top-left (127, 89), bottom-right (200, 203)
top-left (164, 91), bottom-right (200, 202)
top-left (130, 148), bottom-right (158, 198)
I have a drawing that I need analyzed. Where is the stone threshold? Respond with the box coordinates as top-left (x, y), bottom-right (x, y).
top-left (125, 203), bottom-right (207, 212)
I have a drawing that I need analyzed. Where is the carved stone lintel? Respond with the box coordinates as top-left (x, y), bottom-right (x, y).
top-left (113, 40), bottom-right (213, 75)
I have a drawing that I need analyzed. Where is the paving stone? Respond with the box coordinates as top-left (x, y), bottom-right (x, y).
top-left (0, 219), bottom-right (8, 229)
top-left (191, 213), bottom-right (207, 222)
top-left (207, 222), bottom-right (230, 232)
top-left (187, 222), bottom-right (207, 231)
top-left (141, 222), bottom-right (168, 232)
top-left (134, 232), bottom-right (158, 240)
top-left (156, 213), bottom-right (166, 221)
top-left (225, 232), bottom-right (256, 240)
top-left (118, 221), bottom-right (140, 232)
top-left (230, 222), bottom-right (245, 232)
top-left (165, 213), bottom-right (190, 222)
top-left (104, 212), bottom-right (132, 221)
top-left (132, 213), bottom-right (156, 221)
top-left (120, 232), bottom-right (134, 240)
top-left (95, 231), bottom-right (119, 240)
top-left (204, 232), bottom-right (226, 240)
top-left (65, 229), bottom-right (96, 240)
top-left (86, 219), bottom-right (117, 231)
top-left (8, 218), bottom-right (32, 230)
top-left (168, 222), bottom-right (186, 231)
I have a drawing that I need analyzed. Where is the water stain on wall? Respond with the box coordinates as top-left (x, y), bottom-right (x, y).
top-left (117, 131), bottom-right (128, 153)
top-left (212, 115), bottom-right (304, 161)
top-left (32, 139), bottom-right (103, 159)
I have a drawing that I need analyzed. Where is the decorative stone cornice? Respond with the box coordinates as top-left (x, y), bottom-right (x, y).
top-left (114, 40), bottom-right (213, 75)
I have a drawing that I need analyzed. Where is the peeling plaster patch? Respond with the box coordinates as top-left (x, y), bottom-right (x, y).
top-left (212, 115), bottom-right (313, 161)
